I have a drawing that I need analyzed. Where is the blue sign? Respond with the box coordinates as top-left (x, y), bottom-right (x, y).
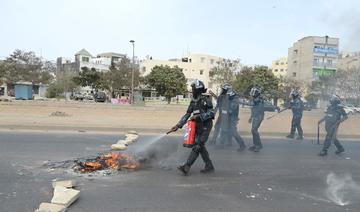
top-left (313, 47), bottom-right (338, 55)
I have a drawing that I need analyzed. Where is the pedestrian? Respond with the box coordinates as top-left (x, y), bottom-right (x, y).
top-left (218, 88), bottom-right (246, 151)
top-left (286, 89), bottom-right (304, 140)
top-left (168, 80), bottom-right (215, 175)
top-left (209, 83), bottom-right (232, 145)
top-left (248, 87), bottom-right (265, 152)
top-left (318, 94), bottom-right (348, 156)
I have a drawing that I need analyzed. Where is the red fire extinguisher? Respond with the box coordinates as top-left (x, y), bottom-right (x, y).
top-left (183, 120), bottom-right (196, 148)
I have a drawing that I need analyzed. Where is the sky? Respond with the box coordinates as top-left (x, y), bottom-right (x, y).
top-left (1, 0), bottom-right (360, 65)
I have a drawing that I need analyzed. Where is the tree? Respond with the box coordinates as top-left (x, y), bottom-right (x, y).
top-left (233, 66), bottom-right (279, 101)
top-left (46, 72), bottom-right (78, 98)
top-left (72, 67), bottom-right (103, 91)
top-left (209, 58), bottom-right (241, 86)
top-left (0, 49), bottom-right (54, 84)
top-left (145, 65), bottom-right (187, 104)
top-left (101, 57), bottom-right (140, 97)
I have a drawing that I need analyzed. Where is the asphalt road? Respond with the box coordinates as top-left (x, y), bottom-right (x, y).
top-left (1, 132), bottom-right (360, 212)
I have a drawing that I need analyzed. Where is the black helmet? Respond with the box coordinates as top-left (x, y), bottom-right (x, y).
top-left (191, 79), bottom-right (206, 94)
top-left (329, 94), bottom-right (341, 105)
top-left (290, 89), bottom-right (300, 99)
top-left (250, 87), bottom-right (261, 98)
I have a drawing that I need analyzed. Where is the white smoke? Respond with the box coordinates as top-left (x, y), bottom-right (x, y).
top-left (325, 172), bottom-right (360, 206)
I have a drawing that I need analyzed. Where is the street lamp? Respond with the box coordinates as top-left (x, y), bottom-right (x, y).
top-left (129, 40), bottom-right (135, 104)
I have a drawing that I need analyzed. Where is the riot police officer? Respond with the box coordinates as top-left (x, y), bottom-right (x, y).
top-left (209, 83), bottom-right (231, 145)
top-left (248, 87), bottom-right (265, 152)
top-left (318, 95), bottom-right (348, 156)
top-left (169, 80), bottom-right (215, 175)
top-left (286, 89), bottom-right (304, 140)
top-left (218, 89), bottom-right (246, 151)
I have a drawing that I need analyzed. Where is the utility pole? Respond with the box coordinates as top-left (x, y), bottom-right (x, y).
top-left (129, 40), bottom-right (135, 104)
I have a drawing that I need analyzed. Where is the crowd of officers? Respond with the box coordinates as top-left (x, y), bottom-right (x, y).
top-left (169, 79), bottom-right (348, 176)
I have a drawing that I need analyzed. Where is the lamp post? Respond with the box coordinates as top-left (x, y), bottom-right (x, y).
top-left (129, 40), bottom-right (135, 104)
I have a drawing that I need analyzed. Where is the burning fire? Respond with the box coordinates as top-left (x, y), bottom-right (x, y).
top-left (74, 152), bottom-right (140, 173)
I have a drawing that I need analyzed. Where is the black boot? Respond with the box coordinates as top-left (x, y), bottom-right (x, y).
top-left (237, 145), bottom-right (246, 152)
top-left (296, 135), bottom-right (303, 140)
top-left (335, 148), bottom-right (345, 154)
top-left (200, 162), bottom-right (214, 174)
top-left (248, 146), bottom-right (256, 151)
top-left (286, 134), bottom-right (294, 139)
top-left (318, 150), bottom-right (327, 156)
top-left (177, 164), bottom-right (190, 176)
top-left (253, 146), bottom-right (262, 152)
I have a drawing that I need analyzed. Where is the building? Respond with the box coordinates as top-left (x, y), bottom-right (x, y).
top-left (270, 57), bottom-right (288, 78)
top-left (56, 49), bottom-right (125, 74)
top-left (287, 36), bottom-right (339, 83)
top-left (337, 52), bottom-right (360, 70)
top-left (140, 53), bottom-right (222, 91)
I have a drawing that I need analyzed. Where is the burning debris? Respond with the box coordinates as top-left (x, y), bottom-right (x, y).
top-left (73, 152), bottom-right (140, 173)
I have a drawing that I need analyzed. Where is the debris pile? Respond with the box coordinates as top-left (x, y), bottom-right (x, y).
top-left (50, 111), bottom-right (70, 117)
top-left (73, 152), bottom-right (140, 173)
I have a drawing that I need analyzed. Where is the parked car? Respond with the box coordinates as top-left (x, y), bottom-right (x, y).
top-left (343, 104), bottom-right (360, 114)
top-left (94, 91), bottom-right (106, 102)
top-left (73, 92), bottom-right (84, 101)
top-left (84, 93), bottom-right (94, 100)
top-left (264, 101), bottom-right (280, 112)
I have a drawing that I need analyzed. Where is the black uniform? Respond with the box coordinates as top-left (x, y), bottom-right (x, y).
top-left (209, 93), bottom-right (226, 145)
top-left (249, 96), bottom-right (265, 151)
top-left (219, 91), bottom-right (246, 149)
top-left (288, 97), bottom-right (304, 138)
top-left (322, 104), bottom-right (348, 153)
top-left (176, 94), bottom-right (215, 170)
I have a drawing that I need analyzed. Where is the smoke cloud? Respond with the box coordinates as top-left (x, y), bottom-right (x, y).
top-left (325, 172), bottom-right (360, 206)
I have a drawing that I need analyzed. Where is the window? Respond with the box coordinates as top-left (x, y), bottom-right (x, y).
top-left (292, 72), bottom-right (297, 77)
top-left (294, 49), bottom-right (298, 54)
top-left (280, 69), bottom-right (284, 72)
top-left (274, 69), bottom-right (278, 72)
top-left (280, 62), bottom-right (284, 65)
top-left (142, 67), bottom-right (146, 72)
top-left (200, 70), bottom-right (204, 75)
top-left (210, 59), bottom-right (214, 64)
top-left (189, 58), bottom-right (192, 63)
top-left (200, 57), bottom-right (205, 63)
top-left (327, 59), bottom-right (332, 65)
top-left (275, 62), bottom-right (279, 65)
top-left (82, 57), bottom-right (89, 62)
top-left (293, 60), bottom-right (297, 64)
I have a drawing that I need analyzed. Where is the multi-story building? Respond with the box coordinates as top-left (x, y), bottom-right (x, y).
top-left (140, 53), bottom-right (222, 91)
top-left (270, 57), bottom-right (288, 78)
top-left (56, 49), bottom-right (125, 74)
top-left (287, 36), bottom-right (339, 83)
top-left (337, 52), bottom-right (360, 71)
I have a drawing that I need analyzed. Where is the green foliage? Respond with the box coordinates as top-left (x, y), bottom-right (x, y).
top-left (45, 83), bottom-right (63, 98)
top-left (0, 49), bottom-right (54, 84)
top-left (145, 65), bottom-right (187, 104)
top-left (72, 67), bottom-right (103, 90)
top-left (209, 58), bottom-right (241, 86)
top-left (233, 66), bottom-right (279, 100)
top-left (304, 93), bottom-right (319, 108)
top-left (101, 57), bottom-right (140, 97)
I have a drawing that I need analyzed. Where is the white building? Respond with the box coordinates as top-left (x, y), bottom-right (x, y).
top-left (140, 53), bottom-right (223, 91)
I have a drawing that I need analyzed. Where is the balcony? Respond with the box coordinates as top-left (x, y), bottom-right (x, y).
top-left (312, 62), bottom-right (337, 69)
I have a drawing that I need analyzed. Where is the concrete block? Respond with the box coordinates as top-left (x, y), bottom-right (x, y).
top-left (125, 134), bottom-right (139, 142)
top-left (35, 202), bottom-right (66, 212)
top-left (52, 180), bottom-right (76, 189)
top-left (128, 130), bottom-right (138, 135)
top-left (51, 186), bottom-right (80, 208)
top-left (111, 143), bottom-right (127, 150)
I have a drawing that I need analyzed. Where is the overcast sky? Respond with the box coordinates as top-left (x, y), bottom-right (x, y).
top-left (1, 0), bottom-right (360, 65)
